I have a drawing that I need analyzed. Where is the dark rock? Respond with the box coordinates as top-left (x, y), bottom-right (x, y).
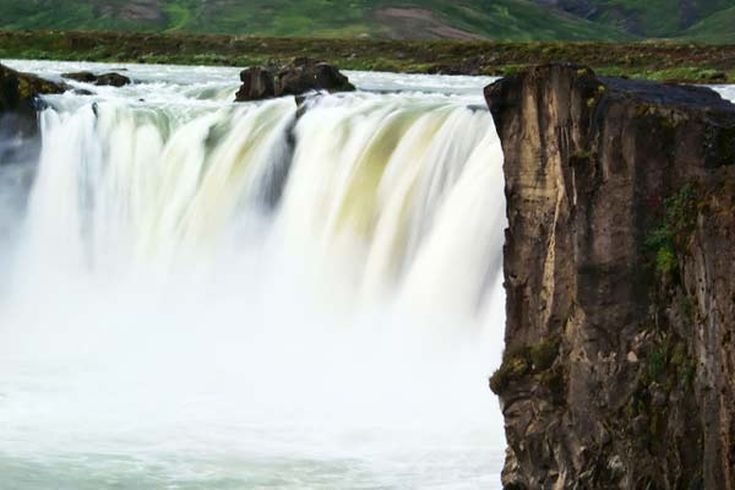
top-left (95, 72), bottom-right (131, 87)
top-left (1, 63), bottom-right (67, 137)
top-left (235, 58), bottom-right (355, 102)
top-left (486, 64), bottom-right (735, 489)
top-left (62, 71), bottom-right (131, 87)
top-left (62, 71), bottom-right (97, 83)
top-left (236, 66), bottom-right (276, 101)
top-left (1, 63), bottom-right (67, 113)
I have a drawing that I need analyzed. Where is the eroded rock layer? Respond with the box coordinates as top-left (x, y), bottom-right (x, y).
top-left (486, 65), bottom-right (735, 489)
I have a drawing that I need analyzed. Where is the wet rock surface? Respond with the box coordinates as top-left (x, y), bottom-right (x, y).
top-left (486, 64), bottom-right (735, 489)
top-left (1, 63), bottom-right (66, 113)
top-left (235, 58), bottom-right (355, 102)
top-left (1, 63), bottom-right (67, 139)
top-left (62, 70), bottom-right (131, 87)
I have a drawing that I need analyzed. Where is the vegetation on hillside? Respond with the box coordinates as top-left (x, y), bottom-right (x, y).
top-left (1, 0), bottom-right (735, 42)
top-left (683, 6), bottom-right (735, 43)
top-left (586, 0), bottom-right (735, 37)
top-left (1, 30), bottom-right (734, 83)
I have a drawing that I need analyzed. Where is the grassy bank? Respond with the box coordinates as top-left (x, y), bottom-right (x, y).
top-left (1, 30), bottom-right (735, 83)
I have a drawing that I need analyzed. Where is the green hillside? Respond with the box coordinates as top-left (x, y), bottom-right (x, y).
top-left (0, 0), bottom-right (734, 41)
top-left (682, 5), bottom-right (735, 42)
top-left (568, 0), bottom-right (735, 37)
top-left (0, 0), bottom-right (628, 40)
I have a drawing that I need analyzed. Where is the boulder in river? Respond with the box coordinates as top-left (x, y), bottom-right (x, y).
top-left (235, 58), bottom-right (355, 102)
top-left (62, 71), bottom-right (132, 87)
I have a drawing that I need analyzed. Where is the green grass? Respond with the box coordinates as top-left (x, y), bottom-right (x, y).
top-left (1, 30), bottom-right (734, 83)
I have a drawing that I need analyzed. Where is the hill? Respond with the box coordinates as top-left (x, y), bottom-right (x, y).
top-left (1, 0), bottom-right (735, 41)
top-left (552, 0), bottom-right (735, 38)
top-left (682, 5), bottom-right (735, 43)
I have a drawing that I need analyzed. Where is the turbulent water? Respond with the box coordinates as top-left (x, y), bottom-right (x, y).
top-left (0, 60), bottom-right (506, 489)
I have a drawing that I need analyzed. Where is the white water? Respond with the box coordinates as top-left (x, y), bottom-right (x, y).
top-left (0, 60), bottom-right (505, 488)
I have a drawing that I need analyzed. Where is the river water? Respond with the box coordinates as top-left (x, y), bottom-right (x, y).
top-left (0, 60), bottom-right (506, 489)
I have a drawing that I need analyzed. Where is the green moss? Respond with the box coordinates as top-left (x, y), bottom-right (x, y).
top-left (16, 78), bottom-right (31, 100)
top-left (617, 330), bottom-right (697, 456)
top-left (538, 367), bottom-right (565, 402)
top-left (648, 347), bottom-right (667, 381)
top-left (529, 336), bottom-right (559, 371)
top-left (490, 334), bottom-right (560, 394)
top-left (655, 247), bottom-right (677, 276)
top-left (682, 365), bottom-right (696, 387)
top-left (641, 334), bottom-right (696, 392)
top-left (572, 150), bottom-right (596, 162)
top-left (489, 350), bottom-right (530, 393)
top-left (644, 184), bottom-right (699, 277)
top-left (670, 341), bottom-right (686, 367)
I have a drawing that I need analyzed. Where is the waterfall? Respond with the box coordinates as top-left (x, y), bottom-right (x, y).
top-left (0, 61), bottom-right (506, 488)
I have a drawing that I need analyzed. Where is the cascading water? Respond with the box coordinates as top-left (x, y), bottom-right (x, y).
top-left (0, 60), bottom-right (506, 488)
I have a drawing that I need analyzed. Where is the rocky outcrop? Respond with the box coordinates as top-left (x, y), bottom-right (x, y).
top-left (62, 71), bottom-right (131, 87)
top-left (235, 58), bottom-right (355, 102)
top-left (1, 63), bottom-right (67, 138)
top-left (485, 64), bottom-right (735, 488)
top-left (1, 63), bottom-right (66, 113)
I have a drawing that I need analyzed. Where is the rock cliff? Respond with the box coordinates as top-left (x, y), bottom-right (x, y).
top-left (1, 63), bottom-right (66, 113)
top-left (1, 63), bottom-right (66, 136)
top-left (1, 63), bottom-right (67, 165)
top-left (485, 65), bottom-right (735, 488)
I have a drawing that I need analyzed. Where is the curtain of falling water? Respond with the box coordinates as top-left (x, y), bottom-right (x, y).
top-left (0, 70), bottom-right (507, 489)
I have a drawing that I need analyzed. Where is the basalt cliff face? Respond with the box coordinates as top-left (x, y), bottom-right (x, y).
top-left (0, 63), bottom-right (66, 136)
top-left (485, 65), bottom-right (735, 488)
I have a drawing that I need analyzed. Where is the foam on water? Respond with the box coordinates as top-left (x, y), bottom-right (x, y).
top-left (0, 59), bottom-right (506, 489)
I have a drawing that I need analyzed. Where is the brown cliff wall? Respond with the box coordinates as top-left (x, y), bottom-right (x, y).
top-left (485, 65), bottom-right (735, 488)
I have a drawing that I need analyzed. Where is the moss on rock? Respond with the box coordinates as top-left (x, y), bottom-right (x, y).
top-left (490, 334), bottom-right (560, 394)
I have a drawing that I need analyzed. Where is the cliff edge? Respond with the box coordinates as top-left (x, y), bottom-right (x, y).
top-left (485, 65), bottom-right (735, 488)
top-left (1, 62), bottom-right (66, 136)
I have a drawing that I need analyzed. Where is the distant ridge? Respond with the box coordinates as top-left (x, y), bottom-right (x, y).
top-left (1, 0), bottom-right (734, 42)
